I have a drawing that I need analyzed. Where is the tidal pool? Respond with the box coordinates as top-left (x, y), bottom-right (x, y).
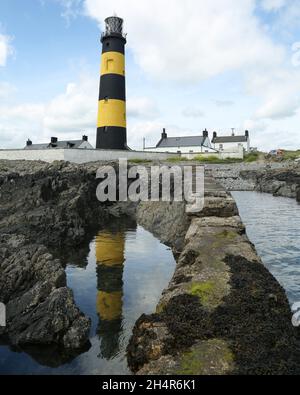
top-left (0, 220), bottom-right (176, 374)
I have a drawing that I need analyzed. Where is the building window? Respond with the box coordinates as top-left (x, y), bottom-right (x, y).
top-left (219, 144), bottom-right (223, 150)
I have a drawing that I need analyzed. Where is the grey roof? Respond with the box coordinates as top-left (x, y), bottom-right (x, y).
top-left (24, 140), bottom-right (85, 150)
top-left (51, 140), bottom-right (84, 148)
top-left (24, 143), bottom-right (50, 150)
top-left (157, 136), bottom-right (207, 148)
top-left (212, 135), bottom-right (248, 144)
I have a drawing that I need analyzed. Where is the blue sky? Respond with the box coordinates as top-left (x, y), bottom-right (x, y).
top-left (0, 0), bottom-right (300, 150)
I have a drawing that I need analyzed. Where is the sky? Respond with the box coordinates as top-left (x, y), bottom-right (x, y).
top-left (0, 0), bottom-right (300, 151)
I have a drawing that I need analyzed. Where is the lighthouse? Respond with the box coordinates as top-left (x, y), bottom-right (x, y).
top-left (96, 16), bottom-right (127, 150)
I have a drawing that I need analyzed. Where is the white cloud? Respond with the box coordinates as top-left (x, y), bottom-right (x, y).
top-left (43, 76), bottom-right (98, 136)
top-left (0, 76), bottom-right (97, 148)
top-left (0, 74), bottom-right (162, 149)
top-left (246, 69), bottom-right (300, 120)
top-left (261, 0), bottom-right (287, 11)
top-left (56, 0), bottom-right (83, 25)
top-left (215, 100), bottom-right (234, 107)
top-left (0, 82), bottom-right (16, 98)
top-left (84, 0), bottom-right (284, 82)
top-left (0, 34), bottom-right (13, 67)
top-left (127, 97), bottom-right (159, 119)
top-left (182, 107), bottom-right (205, 118)
top-left (83, 0), bottom-right (300, 122)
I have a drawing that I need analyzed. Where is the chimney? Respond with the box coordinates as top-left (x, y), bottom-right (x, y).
top-left (51, 137), bottom-right (58, 144)
top-left (26, 139), bottom-right (32, 146)
top-left (82, 135), bottom-right (88, 142)
top-left (245, 130), bottom-right (249, 138)
top-left (213, 131), bottom-right (217, 139)
top-left (161, 128), bottom-right (167, 139)
top-left (203, 129), bottom-right (208, 138)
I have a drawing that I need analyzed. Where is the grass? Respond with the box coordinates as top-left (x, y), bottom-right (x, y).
top-left (164, 155), bottom-right (243, 164)
top-left (244, 151), bottom-right (260, 162)
top-left (281, 150), bottom-right (300, 161)
top-left (167, 156), bottom-right (188, 163)
top-left (128, 159), bottom-right (153, 164)
top-left (192, 155), bottom-right (243, 164)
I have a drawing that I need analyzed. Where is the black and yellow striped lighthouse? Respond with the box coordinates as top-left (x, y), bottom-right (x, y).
top-left (96, 16), bottom-right (127, 150)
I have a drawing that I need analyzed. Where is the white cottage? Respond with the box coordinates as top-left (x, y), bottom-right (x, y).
top-left (144, 129), bottom-right (217, 154)
top-left (211, 131), bottom-right (250, 152)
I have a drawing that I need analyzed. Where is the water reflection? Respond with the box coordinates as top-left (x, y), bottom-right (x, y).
top-left (96, 231), bottom-right (125, 359)
top-left (0, 221), bottom-right (176, 374)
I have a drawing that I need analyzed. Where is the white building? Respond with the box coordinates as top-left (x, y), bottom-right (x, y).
top-left (24, 135), bottom-right (94, 150)
top-left (144, 129), bottom-right (217, 154)
top-left (211, 130), bottom-right (250, 152)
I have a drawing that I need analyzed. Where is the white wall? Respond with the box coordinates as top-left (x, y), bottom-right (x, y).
top-left (0, 148), bottom-right (178, 164)
top-left (214, 141), bottom-right (249, 152)
top-left (144, 146), bottom-right (216, 154)
top-left (64, 149), bottom-right (178, 163)
top-left (0, 149), bottom-right (65, 162)
top-left (185, 145), bottom-right (244, 160)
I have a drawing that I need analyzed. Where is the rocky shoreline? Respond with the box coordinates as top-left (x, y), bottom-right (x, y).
top-left (1, 159), bottom-right (300, 374)
top-left (127, 175), bottom-right (300, 375)
top-left (206, 162), bottom-right (300, 201)
top-left (0, 160), bottom-right (120, 362)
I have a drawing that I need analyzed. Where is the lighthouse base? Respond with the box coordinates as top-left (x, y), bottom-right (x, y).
top-left (96, 127), bottom-right (127, 150)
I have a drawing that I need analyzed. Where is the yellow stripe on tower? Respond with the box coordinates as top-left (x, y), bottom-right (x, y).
top-left (101, 52), bottom-right (125, 76)
top-left (96, 291), bottom-right (123, 321)
top-left (95, 232), bottom-right (125, 266)
top-left (97, 99), bottom-right (126, 128)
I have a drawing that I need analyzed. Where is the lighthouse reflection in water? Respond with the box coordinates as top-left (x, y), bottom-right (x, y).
top-left (96, 231), bottom-right (125, 359)
top-left (0, 222), bottom-right (176, 374)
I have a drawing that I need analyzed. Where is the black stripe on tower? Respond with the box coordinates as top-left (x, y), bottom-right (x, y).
top-left (101, 36), bottom-right (126, 54)
top-left (96, 127), bottom-right (127, 150)
top-left (99, 74), bottom-right (126, 101)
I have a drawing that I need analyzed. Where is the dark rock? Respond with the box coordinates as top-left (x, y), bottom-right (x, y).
top-left (0, 241), bottom-right (90, 349)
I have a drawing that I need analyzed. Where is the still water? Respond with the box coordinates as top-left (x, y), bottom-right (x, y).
top-left (233, 191), bottom-right (300, 305)
top-left (0, 222), bottom-right (175, 374)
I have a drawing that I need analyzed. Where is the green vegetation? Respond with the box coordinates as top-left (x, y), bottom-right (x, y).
top-left (167, 156), bottom-right (188, 163)
top-left (129, 159), bottom-right (153, 164)
top-left (189, 281), bottom-right (215, 304)
top-left (216, 229), bottom-right (238, 240)
top-left (165, 155), bottom-right (243, 164)
top-left (156, 301), bottom-right (166, 314)
top-left (244, 151), bottom-right (260, 162)
top-left (281, 150), bottom-right (300, 161)
top-left (192, 155), bottom-right (243, 164)
top-left (176, 339), bottom-right (234, 375)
